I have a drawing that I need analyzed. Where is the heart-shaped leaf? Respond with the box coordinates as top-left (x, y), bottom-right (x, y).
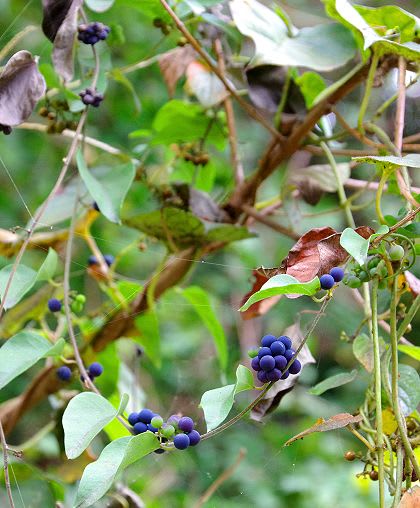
top-left (340, 228), bottom-right (370, 265)
top-left (397, 364), bottom-right (420, 416)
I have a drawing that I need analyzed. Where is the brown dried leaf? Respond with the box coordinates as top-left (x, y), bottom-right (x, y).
top-left (158, 46), bottom-right (196, 97)
top-left (404, 271), bottom-right (420, 297)
top-left (284, 413), bottom-right (363, 446)
top-left (42, 0), bottom-right (73, 41)
top-left (251, 323), bottom-right (315, 421)
top-left (399, 486), bottom-right (420, 508)
top-left (51, 0), bottom-right (83, 81)
top-left (0, 51), bottom-right (46, 126)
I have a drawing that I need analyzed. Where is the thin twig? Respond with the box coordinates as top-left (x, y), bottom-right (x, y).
top-left (371, 206), bottom-right (420, 247)
top-left (0, 420), bottom-right (15, 507)
top-left (394, 57), bottom-right (406, 154)
top-left (193, 448), bottom-right (247, 508)
top-left (242, 204), bottom-right (299, 240)
top-left (159, 0), bottom-right (284, 142)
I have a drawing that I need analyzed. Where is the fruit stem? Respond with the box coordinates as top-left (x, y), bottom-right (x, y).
top-left (392, 442), bottom-right (404, 508)
top-left (358, 51), bottom-right (380, 131)
top-left (397, 295), bottom-right (420, 340)
top-left (347, 426), bottom-right (375, 452)
top-left (371, 278), bottom-right (385, 508)
top-left (390, 276), bottom-right (420, 480)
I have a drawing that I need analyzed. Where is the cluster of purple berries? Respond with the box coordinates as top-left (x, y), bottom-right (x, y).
top-left (77, 22), bottom-right (110, 45)
top-left (250, 335), bottom-right (301, 383)
top-left (79, 88), bottom-right (104, 108)
top-left (88, 254), bottom-right (114, 267)
top-left (127, 410), bottom-right (201, 451)
top-left (319, 267), bottom-right (345, 290)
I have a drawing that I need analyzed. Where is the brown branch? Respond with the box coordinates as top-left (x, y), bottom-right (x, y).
top-left (159, 0), bottom-right (284, 142)
top-left (242, 204), bottom-right (299, 240)
top-left (371, 206), bottom-right (420, 247)
top-left (214, 38), bottom-right (244, 186)
top-left (0, 420), bottom-right (15, 507)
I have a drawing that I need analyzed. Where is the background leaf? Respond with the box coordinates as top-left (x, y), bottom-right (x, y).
top-left (0, 264), bottom-right (38, 309)
top-left (397, 364), bottom-right (420, 416)
top-left (134, 310), bottom-right (161, 369)
top-left (309, 369), bottom-right (358, 396)
top-left (36, 248), bottom-right (58, 281)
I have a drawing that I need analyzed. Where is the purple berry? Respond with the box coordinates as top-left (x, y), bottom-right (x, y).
top-left (187, 430), bottom-right (201, 446)
top-left (138, 408), bottom-right (154, 424)
top-left (88, 362), bottom-right (103, 378)
top-left (284, 349), bottom-right (295, 361)
top-left (178, 416), bottom-right (194, 433)
top-left (104, 254), bottom-right (114, 266)
top-left (174, 433), bottom-right (190, 450)
top-left (133, 422), bottom-right (147, 434)
top-left (274, 355), bottom-right (287, 370)
top-left (270, 341), bottom-right (286, 356)
top-left (167, 414), bottom-right (180, 428)
top-left (266, 368), bottom-right (282, 382)
top-left (88, 255), bottom-right (98, 266)
top-left (259, 355), bottom-right (275, 372)
top-left (128, 412), bottom-right (139, 426)
top-left (257, 370), bottom-right (268, 383)
top-left (281, 370), bottom-right (290, 379)
top-left (320, 274), bottom-right (335, 290)
top-left (251, 356), bottom-right (261, 371)
top-left (48, 298), bottom-right (62, 312)
top-left (258, 347), bottom-right (272, 359)
top-left (329, 267), bottom-right (345, 282)
top-left (261, 334), bottom-right (277, 347)
top-left (278, 336), bottom-right (292, 349)
top-left (56, 366), bottom-right (72, 381)
top-left (289, 359), bottom-right (302, 375)
top-left (147, 423), bottom-right (159, 433)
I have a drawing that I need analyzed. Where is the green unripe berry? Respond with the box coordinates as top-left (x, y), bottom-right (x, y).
top-left (367, 257), bottom-right (380, 269)
top-left (247, 348), bottom-right (259, 359)
top-left (151, 416), bottom-right (163, 428)
top-left (71, 301), bottom-right (83, 313)
top-left (369, 267), bottom-right (378, 278)
top-left (389, 244), bottom-right (404, 262)
top-left (76, 294), bottom-right (86, 303)
top-left (347, 276), bottom-right (362, 288)
top-left (358, 270), bottom-right (369, 281)
top-left (161, 424), bottom-right (175, 438)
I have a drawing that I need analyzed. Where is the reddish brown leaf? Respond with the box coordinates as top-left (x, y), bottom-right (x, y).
top-left (399, 486), bottom-right (420, 508)
top-left (158, 46), bottom-right (196, 97)
top-left (404, 271), bottom-right (420, 297)
top-left (284, 413), bottom-right (363, 446)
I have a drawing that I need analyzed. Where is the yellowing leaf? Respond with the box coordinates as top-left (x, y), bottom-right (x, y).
top-left (382, 408), bottom-right (398, 435)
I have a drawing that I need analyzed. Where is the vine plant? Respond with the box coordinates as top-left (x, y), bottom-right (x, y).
top-left (0, 0), bottom-right (419, 507)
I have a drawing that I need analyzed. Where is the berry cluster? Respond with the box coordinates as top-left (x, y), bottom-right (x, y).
top-left (127, 410), bottom-right (201, 451)
top-left (88, 254), bottom-right (114, 267)
top-left (0, 124), bottom-right (12, 135)
top-left (79, 88), bottom-right (104, 108)
top-left (39, 99), bottom-right (79, 134)
top-left (47, 294), bottom-right (86, 314)
top-left (319, 266), bottom-right (344, 290)
top-left (77, 22), bottom-right (110, 45)
top-left (250, 335), bottom-right (301, 383)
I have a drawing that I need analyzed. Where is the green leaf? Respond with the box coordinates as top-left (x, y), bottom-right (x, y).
top-left (85, 0), bottom-right (115, 12)
top-left (76, 150), bottom-right (135, 224)
top-left (43, 338), bottom-right (66, 357)
top-left (353, 154), bottom-right (420, 168)
top-left (399, 345), bottom-right (420, 362)
top-left (205, 224), bottom-right (256, 244)
top-left (63, 392), bottom-right (119, 459)
top-left (0, 331), bottom-right (58, 390)
top-left (397, 364), bottom-right (420, 416)
top-left (200, 365), bottom-right (255, 431)
top-left (36, 248), bottom-right (58, 282)
top-left (152, 100), bottom-right (226, 149)
top-left (117, 393), bottom-right (129, 416)
top-left (309, 369), bottom-right (358, 396)
top-left (239, 275), bottom-right (320, 312)
top-left (75, 432), bottom-right (159, 508)
top-left (230, 0), bottom-right (356, 71)
top-left (125, 207), bottom-right (205, 250)
top-left (340, 228), bottom-right (369, 265)
top-left (295, 72), bottom-right (326, 108)
top-left (134, 310), bottom-right (161, 369)
top-left (180, 286), bottom-right (228, 372)
top-left (109, 68), bottom-right (141, 112)
top-left (353, 333), bottom-right (385, 372)
top-left (0, 264), bottom-right (38, 309)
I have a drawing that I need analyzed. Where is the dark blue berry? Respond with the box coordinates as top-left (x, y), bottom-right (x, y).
top-left (88, 255), bottom-right (98, 266)
top-left (133, 422), bottom-right (148, 434)
top-left (251, 356), bottom-right (261, 371)
top-left (258, 347), bottom-right (272, 359)
top-left (174, 433), bottom-right (190, 450)
top-left (267, 368), bottom-right (282, 382)
top-left (270, 341), bottom-right (286, 356)
top-left (329, 267), bottom-right (344, 282)
top-left (128, 412), bottom-right (139, 426)
top-left (260, 355), bottom-right (275, 372)
top-left (261, 334), bottom-right (277, 347)
top-left (48, 298), bottom-right (62, 312)
top-left (284, 349), bottom-right (295, 361)
top-left (56, 366), bottom-right (72, 381)
top-left (178, 416), bottom-right (194, 433)
top-left (138, 408), bottom-right (154, 424)
top-left (281, 370), bottom-right (290, 379)
top-left (274, 355), bottom-right (287, 370)
top-left (104, 254), bottom-right (114, 266)
top-left (187, 430), bottom-right (201, 446)
top-left (320, 274), bottom-right (335, 290)
top-left (88, 362), bottom-right (103, 378)
top-left (78, 22), bottom-right (110, 45)
top-left (257, 370), bottom-right (268, 383)
top-left (289, 359), bottom-right (302, 375)
top-left (93, 202), bottom-right (100, 212)
top-left (147, 423), bottom-right (159, 433)
top-left (278, 336), bottom-right (292, 349)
